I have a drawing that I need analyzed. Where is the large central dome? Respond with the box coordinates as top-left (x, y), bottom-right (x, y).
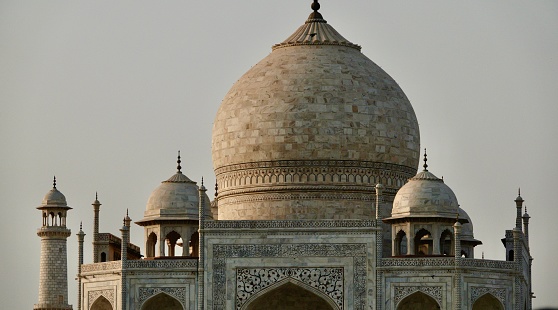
top-left (212, 4), bottom-right (420, 220)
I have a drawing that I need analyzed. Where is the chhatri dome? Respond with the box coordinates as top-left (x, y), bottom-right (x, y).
top-left (139, 152), bottom-right (212, 222)
top-left (212, 1), bottom-right (420, 220)
top-left (390, 152), bottom-right (459, 220)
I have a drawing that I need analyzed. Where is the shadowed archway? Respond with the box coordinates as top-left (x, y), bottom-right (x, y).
top-left (397, 291), bottom-right (440, 310)
top-left (90, 296), bottom-right (113, 310)
top-left (141, 292), bottom-right (183, 310)
top-left (245, 281), bottom-right (336, 310)
top-left (472, 293), bottom-right (504, 310)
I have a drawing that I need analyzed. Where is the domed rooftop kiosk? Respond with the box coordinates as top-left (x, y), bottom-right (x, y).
top-left (384, 152), bottom-right (481, 257)
top-left (136, 153), bottom-right (211, 258)
top-left (212, 2), bottom-right (420, 221)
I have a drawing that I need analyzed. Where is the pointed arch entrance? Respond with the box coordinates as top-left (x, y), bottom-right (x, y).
top-left (472, 293), bottom-right (504, 310)
top-left (90, 296), bottom-right (113, 310)
top-left (397, 291), bottom-right (440, 310)
top-left (141, 292), bottom-right (184, 310)
top-left (244, 281), bottom-right (336, 310)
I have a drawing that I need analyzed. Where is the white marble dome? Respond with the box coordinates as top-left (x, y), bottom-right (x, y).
top-left (391, 169), bottom-right (459, 219)
top-left (212, 5), bottom-right (420, 220)
top-left (42, 187), bottom-right (67, 206)
top-left (142, 168), bottom-right (212, 221)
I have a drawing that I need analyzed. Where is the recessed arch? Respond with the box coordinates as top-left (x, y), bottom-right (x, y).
top-left (394, 229), bottom-right (408, 256)
top-left (189, 231), bottom-right (199, 257)
top-left (397, 291), bottom-right (440, 310)
top-left (165, 231), bottom-right (181, 257)
top-left (439, 229), bottom-right (454, 256)
top-left (146, 232), bottom-right (157, 258)
top-left (141, 292), bottom-right (184, 310)
top-left (90, 295), bottom-right (113, 310)
top-left (414, 228), bottom-right (433, 255)
top-left (472, 293), bottom-right (504, 310)
top-left (242, 279), bottom-right (338, 310)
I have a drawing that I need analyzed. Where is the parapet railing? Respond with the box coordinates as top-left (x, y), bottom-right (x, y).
top-left (380, 257), bottom-right (515, 270)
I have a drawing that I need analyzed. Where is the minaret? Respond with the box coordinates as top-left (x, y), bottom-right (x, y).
top-left (92, 193), bottom-right (101, 263)
top-left (76, 223), bottom-right (85, 310)
top-left (515, 188), bottom-right (524, 231)
top-left (34, 177), bottom-right (73, 310)
top-left (198, 178), bottom-right (207, 310)
top-left (453, 217), bottom-right (463, 310)
top-left (120, 210), bottom-right (131, 310)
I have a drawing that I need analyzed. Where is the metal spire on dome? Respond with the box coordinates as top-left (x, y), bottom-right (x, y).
top-left (53, 176), bottom-right (57, 188)
top-left (423, 149), bottom-right (428, 171)
top-left (177, 150), bottom-right (182, 173)
top-left (309, 0), bottom-right (323, 20)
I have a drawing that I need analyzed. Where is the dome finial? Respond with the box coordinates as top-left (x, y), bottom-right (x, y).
top-left (201, 176), bottom-right (204, 186)
top-left (177, 150), bottom-right (182, 173)
top-left (53, 175), bottom-right (57, 189)
top-left (308, 0), bottom-right (324, 20)
top-left (423, 148), bottom-right (428, 171)
top-left (311, 0), bottom-right (320, 12)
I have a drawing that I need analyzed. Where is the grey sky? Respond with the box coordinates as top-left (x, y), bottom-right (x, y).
top-left (1, 1), bottom-right (557, 308)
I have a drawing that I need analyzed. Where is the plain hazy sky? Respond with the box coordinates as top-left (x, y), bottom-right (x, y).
top-left (1, 1), bottom-right (557, 309)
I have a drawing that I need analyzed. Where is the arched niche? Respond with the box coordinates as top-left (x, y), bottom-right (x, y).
top-left (243, 281), bottom-right (337, 310)
top-left (189, 231), bottom-right (199, 257)
top-left (397, 291), bottom-right (440, 310)
top-left (146, 232), bottom-right (157, 258)
top-left (472, 293), bottom-right (504, 310)
top-left (91, 295), bottom-right (113, 310)
top-left (141, 292), bottom-right (184, 310)
top-left (394, 229), bottom-right (408, 255)
top-left (439, 229), bottom-right (454, 256)
top-left (414, 228), bottom-right (433, 255)
top-left (165, 231), bottom-right (181, 257)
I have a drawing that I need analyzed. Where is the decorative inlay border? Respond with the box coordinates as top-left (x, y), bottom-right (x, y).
top-left (204, 219), bottom-right (375, 229)
top-left (470, 287), bottom-right (506, 305)
top-left (126, 259), bottom-right (198, 269)
top-left (215, 160), bottom-right (416, 175)
top-left (236, 267), bottom-right (343, 310)
top-left (381, 258), bottom-right (454, 268)
top-left (393, 286), bottom-right (442, 307)
top-left (138, 287), bottom-right (186, 308)
top-left (215, 160), bottom-right (415, 195)
top-left (88, 289), bottom-right (114, 308)
top-left (381, 258), bottom-right (514, 270)
top-left (218, 191), bottom-right (385, 206)
top-left (212, 243), bottom-right (367, 310)
top-left (81, 261), bottom-right (121, 273)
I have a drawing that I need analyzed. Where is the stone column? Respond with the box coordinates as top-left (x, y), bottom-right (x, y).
top-left (198, 182), bottom-right (207, 310)
top-left (453, 221), bottom-right (462, 310)
top-left (375, 184), bottom-right (383, 310)
top-left (92, 195), bottom-right (101, 263)
top-left (513, 227), bottom-right (522, 310)
top-left (515, 191), bottom-right (523, 231)
top-left (120, 214), bottom-right (131, 310)
top-left (77, 223), bottom-right (85, 310)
